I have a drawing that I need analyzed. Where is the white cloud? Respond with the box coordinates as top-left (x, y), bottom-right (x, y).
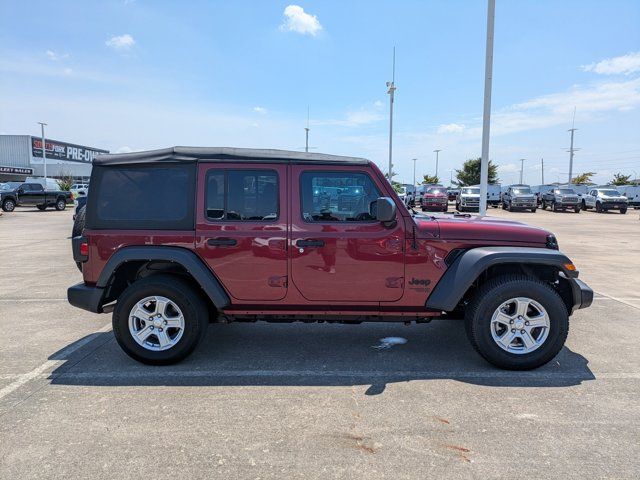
top-left (373, 100), bottom-right (384, 108)
top-left (253, 106), bottom-right (267, 114)
top-left (280, 5), bottom-right (322, 36)
top-left (116, 146), bottom-right (133, 153)
top-left (437, 123), bottom-right (465, 134)
top-left (45, 50), bottom-right (69, 61)
top-left (106, 34), bottom-right (135, 50)
top-left (497, 163), bottom-right (521, 173)
top-left (582, 52), bottom-right (640, 75)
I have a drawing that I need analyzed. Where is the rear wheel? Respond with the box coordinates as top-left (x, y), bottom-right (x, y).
top-left (55, 198), bottom-right (66, 211)
top-left (464, 275), bottom-right (569, 370)
top-left (112, 275), bottom-right (209, 365)
top-left (620, 207), bottom-right (627, 214)
top-left (36, 205), bottom-right (47, 211)
top-left (574, 205), bottom-right (581, 213)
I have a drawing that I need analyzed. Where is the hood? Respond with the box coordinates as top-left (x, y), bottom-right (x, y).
top-left (413, 214), bottom-right (550, 244)
top-left (424, 192), bottom-right (447, 198)
top-left (601, 194), bottom-right (627, 201)
top-left (512, 193), bottom-right (536, 199)
top-left (460, 193), bottom-right (480, 198)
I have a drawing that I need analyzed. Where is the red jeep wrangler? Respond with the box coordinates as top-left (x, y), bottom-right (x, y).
top-left (68, 147), bottom-right (592, 369)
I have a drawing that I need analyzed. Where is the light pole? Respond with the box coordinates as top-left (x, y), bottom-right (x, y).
top-left (38, 122), bottom-right (48, 183)
top-left (304, 106), bottom-right (310, 153)
top-left (479, 0), bottom-right (495, 216)
top-left (386, 47), bottom-right (396, 181)
top-left (519, 158), bottom-right (525, 184)
top-left (433, 149), bottom-right (441, 180)
top-left (412, 158), bottom-right (417, 187)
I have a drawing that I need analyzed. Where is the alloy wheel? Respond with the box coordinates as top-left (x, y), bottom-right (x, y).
top-left (490, 297), bottom-right (550, 354)
top-left (128, 295), bottom-right (185, 351)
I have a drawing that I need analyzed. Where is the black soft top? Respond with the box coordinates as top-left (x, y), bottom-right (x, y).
top-left (94, 147), bottom-right (370, 166)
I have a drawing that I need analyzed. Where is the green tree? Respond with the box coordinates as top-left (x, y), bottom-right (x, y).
top-left (454, 158), bottom-right (499, 186)
top-left (571, 172), bottom-right (595, 184)
top-left (56, 170), bottom-right (74, 191)
top-left (422, 174), bottom-right (439, 185)
top-left (610, 173), bottom-right (632, 186)
top-left (384, 171), bottom-right (404, 193)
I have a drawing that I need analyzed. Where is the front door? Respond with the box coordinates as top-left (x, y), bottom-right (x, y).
top-left (195, 163), bottom-right (288, 301)
top-left (290, 166), bottom-right (405, 302)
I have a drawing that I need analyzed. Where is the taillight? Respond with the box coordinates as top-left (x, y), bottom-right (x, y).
top-left (79, 242), bottom-right (89, 257)
top-left (70, 192), bottom-right (75, 201)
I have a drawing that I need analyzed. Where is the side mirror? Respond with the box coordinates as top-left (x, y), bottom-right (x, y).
top-left (375, 197), bottom-right (397, 225)
top-left (17, 188), bottom-right (24, 194)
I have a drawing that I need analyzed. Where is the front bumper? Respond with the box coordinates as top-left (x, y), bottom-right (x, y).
top-left (569, 278), bottom-right (593, 313)
top-left (601, 202), bottom-right (627, 209)
top-left (68, 282), bottom-right (105, 313)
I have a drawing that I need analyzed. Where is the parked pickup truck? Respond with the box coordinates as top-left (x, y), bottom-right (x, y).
top-left (68, 147), bottom-right (592, 370)
top-left (581, 187), bottom-right (628, 214)
top-left (0, 182), bottom-right (72, 212)
top-left (540, 188), bottom-right (581, 213)
top-left (502, 185), bottom-right (537, 212)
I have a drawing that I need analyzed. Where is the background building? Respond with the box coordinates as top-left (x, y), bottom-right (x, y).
top-left (0, 135), bottom-right (108, 182)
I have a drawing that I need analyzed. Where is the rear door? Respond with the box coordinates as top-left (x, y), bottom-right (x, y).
top-left (290, 165), bottom-right (405, 303)
top-left (195, 163), bottom-right (288, 301)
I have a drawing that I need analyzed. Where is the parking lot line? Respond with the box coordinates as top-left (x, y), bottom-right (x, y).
top-left (0, 322), bottom-right (112, 401)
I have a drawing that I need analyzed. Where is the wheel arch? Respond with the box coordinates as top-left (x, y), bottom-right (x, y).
top-left (426, 247), bottom-right (580, 314)
top-left (98, 246), bottom-right (230, 312)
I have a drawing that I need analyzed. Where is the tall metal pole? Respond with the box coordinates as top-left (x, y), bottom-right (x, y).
top-left (433, 149), bottom-right (441, 180)
top-left (519, 159), bottom-right (525, 184)
top-left (568, 128), bottom-right (577, 185)
top-left (38, 122), bottom-right (48, 183)
top-left (479, 0), bottom-right (495, 216)
top-left (412, 158), bottom-right (417, 187)
top-left (541, 158), bottom-right (544, 184)
top-left (304, 106), bottom-right (310, 153)
top-left (386, 47), bottom-right (396, 181)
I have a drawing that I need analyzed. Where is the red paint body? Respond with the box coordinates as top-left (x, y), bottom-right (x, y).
top-left (420, 188), bottom-right (448, 212)
top-left (82, 162), bottom-right (552, 315)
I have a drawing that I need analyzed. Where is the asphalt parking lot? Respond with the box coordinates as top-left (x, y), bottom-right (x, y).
top-left (1, 206), bottom-right (639, 479)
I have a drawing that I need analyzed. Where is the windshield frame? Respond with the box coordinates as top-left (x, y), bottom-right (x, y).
top-left (461, 187), bottom-right (480, 195)
top-left (598, 189), bottom-right (622, 196)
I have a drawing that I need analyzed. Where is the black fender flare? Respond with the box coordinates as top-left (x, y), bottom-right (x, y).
top-left (425, 246), bottom-right (577, 312)
top-left (98, 246), bottom-right (230, 309)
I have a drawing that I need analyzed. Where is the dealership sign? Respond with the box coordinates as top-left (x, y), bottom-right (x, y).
top-left (31, 137), bottom-right (109, 163)
top-left (0, 165), bottom-right (34, 175)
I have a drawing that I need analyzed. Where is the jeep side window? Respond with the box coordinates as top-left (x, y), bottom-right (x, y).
top-left (300, 171), bottom-right (381, 222)
top-left (205, 169), bottom-right (278, 221)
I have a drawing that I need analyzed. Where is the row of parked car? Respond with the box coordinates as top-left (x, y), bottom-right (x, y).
top-left (401, 182), bottom-right (639, 215)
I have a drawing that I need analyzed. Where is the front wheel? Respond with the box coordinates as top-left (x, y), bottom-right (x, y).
top-left (595, 202), bottom-right (603, 213)
top-left (541, 200), bottom-right (547, 210)
top-left (464, 275), bottom-right (569, 370)
top-left (112, 275), bottom-right (209, 365)
top-left (620, 207), bottom-right (627, 214)
top-left (2, 199), bottom-right (16, 212)
top-left (574, 205), bottom-right (581, 213)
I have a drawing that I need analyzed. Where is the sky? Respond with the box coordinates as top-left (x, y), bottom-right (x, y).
top-left (1, 0), bottom-right (639, 185)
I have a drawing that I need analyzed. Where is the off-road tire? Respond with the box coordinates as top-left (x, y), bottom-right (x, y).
top-left (595, 202), bottom-right (603, 213)
top-left (112, 275), bottom-right (209, 365)
top-left (464, 274), bottom-right (569, 370)
top-left (531, 207), bottom-right (537, 213)
top-left (620, 207), bottom-right (627, 214)
top-left (2, 199), bottom-right (16, 212)
top-left (574, 205), bottom-right (580, 213)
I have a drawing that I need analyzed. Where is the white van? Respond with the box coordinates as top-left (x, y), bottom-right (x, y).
top-left (619, 185), bottom-right (640, 208)
top-left (471, 184), bottom-right (501, 207)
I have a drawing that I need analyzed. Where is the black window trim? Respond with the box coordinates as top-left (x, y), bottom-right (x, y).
top-left (204, 167), bottom-right (280, 223)
top-left (299, 169), bottom-right (382, 224)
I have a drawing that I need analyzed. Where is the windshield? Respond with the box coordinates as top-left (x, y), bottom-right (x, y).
top-left (599, 189), bottom-right (621, 196)
top-left (1, 182), bottom-right (22, 190)
top-left (512, 187), bottom-right (531, 194)
top-left (556, 189), bottom-right (575, 194)
top-left (426, 188), bottom-right (444, 195)
top-left (462, 187), bottom-right (480, 195)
